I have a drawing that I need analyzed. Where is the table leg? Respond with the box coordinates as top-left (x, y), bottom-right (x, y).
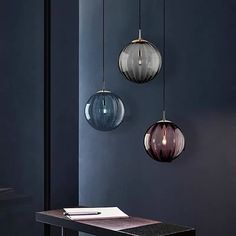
top-left (61, 227), bottom-right (64, 236)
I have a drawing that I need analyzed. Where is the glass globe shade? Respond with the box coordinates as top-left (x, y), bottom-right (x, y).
top-left (144, 120), bottom-right (185, 162)
top-left (119, 39), bottom-right (162, 84)
top-left (85, 90), bottom-right (125, 131)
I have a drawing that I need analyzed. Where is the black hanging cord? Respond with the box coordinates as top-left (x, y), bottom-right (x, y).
top-left (138, 0), bottom-right (142, 39)
top-left (102, 0), bottom-right (106, 90)
top-left (162, 0), bottom-right (166, 120)
top-left (44, 0), bottom-right (51, 235)
top-left (139, 0), bottom-right (141, 30)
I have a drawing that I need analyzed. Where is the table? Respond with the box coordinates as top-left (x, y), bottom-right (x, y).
top-left (36, 209), bottom-right (195, 236)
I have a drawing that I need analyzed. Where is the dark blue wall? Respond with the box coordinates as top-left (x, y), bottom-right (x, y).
top-left (51, 0), bottom-right (79, 211)
top-left (79, 0), bottom-right (236, 236)
top-left (0, 0), bottom-right (44, 235)
top-left (51, 0), bottom-right (79, 235)
top-left (0, 0), bottom-right (79, 235)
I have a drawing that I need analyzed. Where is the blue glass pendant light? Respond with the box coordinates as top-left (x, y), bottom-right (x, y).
top-left (85, 90), bottom-right (125, 131)
top-left (144, 0), bottom-right (185, 162)
top-left (118, 0), bottom-right (162, 84)
top-left (84, 0), bottom-right (125, 131)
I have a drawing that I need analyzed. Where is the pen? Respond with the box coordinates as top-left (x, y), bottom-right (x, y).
top-left (64, 211), bottom-right (101, 216)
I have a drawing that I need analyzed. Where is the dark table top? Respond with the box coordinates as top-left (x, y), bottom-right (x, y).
top-left (36, 209), bottom-right (195, 236)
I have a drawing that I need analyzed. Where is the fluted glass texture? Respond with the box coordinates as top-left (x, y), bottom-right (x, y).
top-left (144, 121), bottom-right (185, 162)
top-left (119, 40), bottom-right (162, 83)
top-left (85, 90), bottom-right (125, 131)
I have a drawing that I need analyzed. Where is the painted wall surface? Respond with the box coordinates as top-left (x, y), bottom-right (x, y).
top-left (0, 0), bottom-right (44, 235)
top-left (0, 0), bottom-right (79, 235)
top-left (51, 0), bottom-right (79, 235)
top-left (51, 0), bottom-right (79, 215)
top-left (79, 0), bottom-right (236, 236)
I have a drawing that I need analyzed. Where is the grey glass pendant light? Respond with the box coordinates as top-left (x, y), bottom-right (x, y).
top-left (144, 0), bottom-right (185, 162)
top-left (118, 0), bottom-right (162, 84)
top-left (85, 0), bottom-right (125, 131)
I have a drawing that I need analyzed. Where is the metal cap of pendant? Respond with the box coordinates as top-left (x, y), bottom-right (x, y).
top-left (143, 0), bottom-right (185, 162)
top-left (118, 0), bottom-right (162, 84)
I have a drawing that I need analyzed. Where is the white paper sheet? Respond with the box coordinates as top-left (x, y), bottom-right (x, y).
top-left (63, 207), bottom-right (129, 221)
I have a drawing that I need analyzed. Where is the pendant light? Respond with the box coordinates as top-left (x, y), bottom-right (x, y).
top-left (84, 0), bottom-right (125, 131)
top-left (144, 0), bottom-right (185, 162)
top-left (118, 0), bottom-right (162, 84)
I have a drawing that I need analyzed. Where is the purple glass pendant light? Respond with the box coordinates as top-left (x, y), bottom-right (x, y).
top-left (144, 0), bottom-right (185, 162)
top-left (144, 119), bottom-right (185, 162)
top-left (118, 0), bottom-right (162, 84)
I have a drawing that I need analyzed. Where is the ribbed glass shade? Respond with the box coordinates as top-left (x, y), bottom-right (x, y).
top-left (144, 120), bottom-right (185, 162)
top-left (119, 39), bottom-right (162, 84)
top-left (85, 90), bottom-right (125, 131)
